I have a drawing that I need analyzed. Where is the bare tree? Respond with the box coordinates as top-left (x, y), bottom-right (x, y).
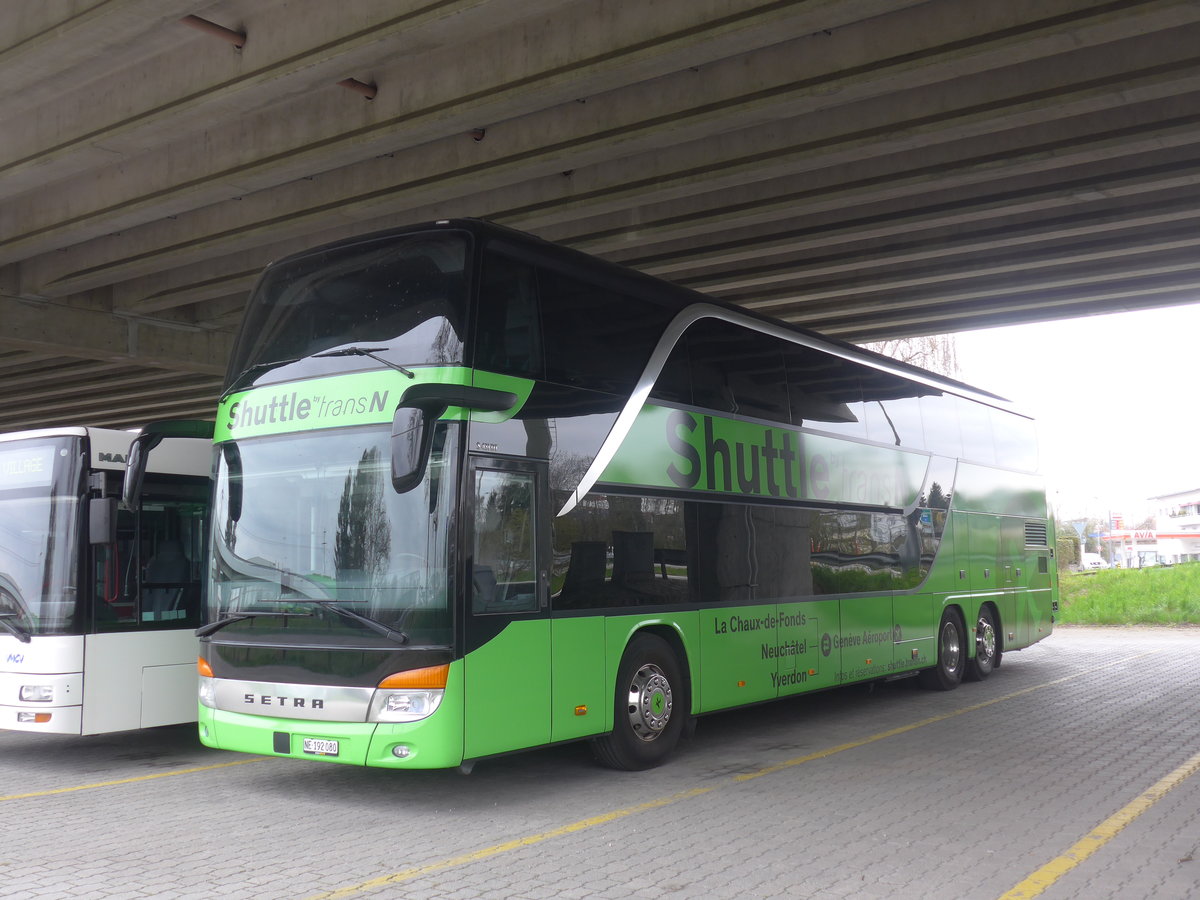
top-left (861, 334), bottom-right (960, 378)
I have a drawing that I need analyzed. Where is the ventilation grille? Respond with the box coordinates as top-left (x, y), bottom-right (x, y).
top-left (1024, 521), bottom-right (1049, 547)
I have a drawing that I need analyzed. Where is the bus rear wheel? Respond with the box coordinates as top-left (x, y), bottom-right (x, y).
top-left (965, 606), bottom-right (998, 681)
top-left (592, 633), bottom-right (686, 770)
top-left (919, 608), bottom-right (966, 691)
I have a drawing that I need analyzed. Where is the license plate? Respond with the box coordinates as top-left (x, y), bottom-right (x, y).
top-left (302, 737), bottom-right (339, 757)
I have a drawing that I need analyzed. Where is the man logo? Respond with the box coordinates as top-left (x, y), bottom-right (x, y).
top-left (98, 452), bottom-right (127, 463)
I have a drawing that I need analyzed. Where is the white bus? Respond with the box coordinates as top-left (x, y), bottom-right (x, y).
top-left (0, 423), bottom-right (211, 734)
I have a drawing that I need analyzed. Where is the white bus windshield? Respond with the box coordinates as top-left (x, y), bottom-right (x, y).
top-left (0, 438), bottom-right (81, 636)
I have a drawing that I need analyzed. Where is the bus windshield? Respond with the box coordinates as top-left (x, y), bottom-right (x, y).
top-left (0, 437), bottom-right (81, 636)
top-left (226, 231), bottom-right (469, 387)
top-left (207, 426), bottom-right (457, 648)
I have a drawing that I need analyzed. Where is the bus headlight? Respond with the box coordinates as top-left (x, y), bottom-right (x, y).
top-left (198, 676), bottom-right (216, 708)
top-left (369, 689), bottom-right (443, 723)
top-left (19, 685), bottom-right (54, 703)
top-left (368, 664), bottom-right (449, 723)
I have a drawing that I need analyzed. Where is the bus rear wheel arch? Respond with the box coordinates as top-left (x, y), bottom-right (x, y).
top-left (919, 606), bottom-right (966, 691)
top-left (592, 632), bottom-right (688, 770)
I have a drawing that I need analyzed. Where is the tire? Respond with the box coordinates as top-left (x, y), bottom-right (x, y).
top-left (965, 605), bottom-right (999, 682)
top-left (918, 608), bottom-right (966, 691)
top-left (592, 633), bottom-right (687, 770)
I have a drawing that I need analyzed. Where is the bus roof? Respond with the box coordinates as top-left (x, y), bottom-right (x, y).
top-left (254, 218), bottom-right (1023, 417)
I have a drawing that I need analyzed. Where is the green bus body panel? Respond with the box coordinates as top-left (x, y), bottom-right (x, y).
top-left (700, 603), bottom-right (775, 709)
top-left (196, 662), bottom-right (467, 768)
top-left (837, 595), bottom-right (897, 682)
top-left (463, 620), bottom-right (551, 759)
top-left (214, 368), bottom-right (534, 442)
top-left (550, 616), bottom-right (608, 742)
top-left (892, 593), bottom-right (937, 671)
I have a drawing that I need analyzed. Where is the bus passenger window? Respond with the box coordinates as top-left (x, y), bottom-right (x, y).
top-left (551, 493), bottom-right (690, 609)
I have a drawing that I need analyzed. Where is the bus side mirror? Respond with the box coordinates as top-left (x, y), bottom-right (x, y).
top-left (390, 384), bottom-right (518, 493)
top-left (222, 442), bottom-right (244, 523)
top-left (391, 404), bottom-right (441, 494)
top-left (89, 496), bottom-right (118, 545)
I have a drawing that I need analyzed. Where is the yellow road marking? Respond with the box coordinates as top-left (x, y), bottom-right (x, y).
top-left (998, 748), bottom-right (1200, 900)
top-left (0, 756), bottom-right (262, 801)
top-left (734, 672), bottom-right (1084, 782)
top-left (304, 786), bottom-right (717, 900)
top-left (309, 658), bottom-right (1154, 900)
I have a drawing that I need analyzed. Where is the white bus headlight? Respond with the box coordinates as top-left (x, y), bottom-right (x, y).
top-left (198, 676), bottom-right (216, 708)
top-left (19, 685), bottom-right (54, 703)
top-left (368, 664), bottom-right (449, 723)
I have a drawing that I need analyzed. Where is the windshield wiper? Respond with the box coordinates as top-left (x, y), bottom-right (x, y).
top-left (196, 610), bottom-right (313, 638)
top-left (261, 598), bottom-right (410, 644)
top-left (0, 613), bottom-right (32, 644)
top-left (314, 346), bottom-right (415, 378)
top-left (227, 356), bottom-right (304, 393)
top-left (319, 602), bottom-right (410, 644)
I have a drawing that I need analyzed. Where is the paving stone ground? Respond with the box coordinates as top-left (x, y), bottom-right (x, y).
top-left (1, 626), bottom-right (1197, 900)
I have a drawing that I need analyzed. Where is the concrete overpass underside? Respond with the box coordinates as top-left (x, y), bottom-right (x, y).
top-left (3, 0), bottom-right (1200, 431)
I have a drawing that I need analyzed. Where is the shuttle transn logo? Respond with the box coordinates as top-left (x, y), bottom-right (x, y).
top-left (214, 371), bottom-right (411, 441)
top-left (226, 388), bottom-right (389, 431)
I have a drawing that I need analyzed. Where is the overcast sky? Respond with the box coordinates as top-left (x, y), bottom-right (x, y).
top-left (952, 303), bottom-right (1200, 525)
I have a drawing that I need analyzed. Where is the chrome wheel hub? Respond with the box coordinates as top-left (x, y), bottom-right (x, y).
top-left (940, 620), bottom-right (962, 672)
top-left (626, 663), bottom-right (673, 742)
top-left (976, 617), bottom-right (996, 663)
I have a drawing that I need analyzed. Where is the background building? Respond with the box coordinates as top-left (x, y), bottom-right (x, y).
top-left (1102, 489), bottom-right (1200, 566)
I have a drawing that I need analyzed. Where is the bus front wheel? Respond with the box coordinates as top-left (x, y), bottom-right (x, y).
top-left (592, 633), bottom-right (686, 770)
top-left (919, 608), bottom-right (966, 691)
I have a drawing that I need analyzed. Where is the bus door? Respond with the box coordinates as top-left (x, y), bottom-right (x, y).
top-left (86, 478), bottom-right (207, 733)
top-left (462, 457), bottom-right (551, 759)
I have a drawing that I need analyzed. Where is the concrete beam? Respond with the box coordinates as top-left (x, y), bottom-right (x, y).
top-left (600, 160), bottom-right (1200, 278)
top-left (0, 0), bottom-right (198, 103)
top-left (0, 0), bottom-right (830, 255)
top-left (688, 204), bottom-right (1200, 298)
top-left (0, 0), bottom-right (546, 192)
top-left (18, 1), bottom-right (1200, 296)
top-left (0, 294), bottom-right (231, 374)
top-left (0, 382), bottom-right (222, 431)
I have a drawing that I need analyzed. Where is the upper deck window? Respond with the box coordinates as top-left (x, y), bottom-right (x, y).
top-left (227, 232), bottom-right (469, 387)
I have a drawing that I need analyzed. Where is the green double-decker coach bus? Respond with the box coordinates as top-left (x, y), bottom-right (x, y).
top-left (196, 219), bottom-right (1056, 770)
